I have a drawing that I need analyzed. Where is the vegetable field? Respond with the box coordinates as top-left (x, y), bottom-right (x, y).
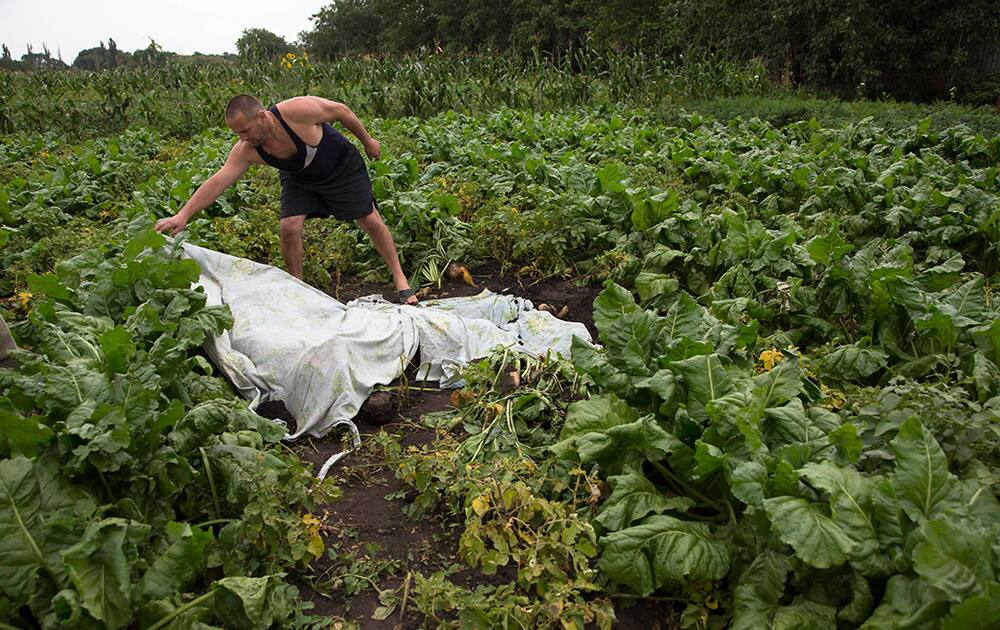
top-left (2, 61), bottom-right (1000, 629)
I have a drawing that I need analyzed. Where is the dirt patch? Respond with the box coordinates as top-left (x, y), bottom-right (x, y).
top-left (326, 261), bottom-right (602, 339)
top-left (423, 261), bottom-right (601, 339)
top-left (259, 386), bottom-right (673, 628)
top-left (329, 272), bottom-right (386, 305)
top-left (252, 268), bottom-right (668, 627)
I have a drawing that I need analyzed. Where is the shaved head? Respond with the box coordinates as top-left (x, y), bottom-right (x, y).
top-left (225, 94), bottom-right (264, 121)
top-left (225, 94), bottom-right (271, 147)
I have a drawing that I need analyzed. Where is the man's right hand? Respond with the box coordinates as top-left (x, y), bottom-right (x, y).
top-left (155, 214), bottom-right (188, 236)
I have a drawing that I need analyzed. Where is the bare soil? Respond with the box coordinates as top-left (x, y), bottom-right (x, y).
top-left (255, 264), bottom-right (674, 628)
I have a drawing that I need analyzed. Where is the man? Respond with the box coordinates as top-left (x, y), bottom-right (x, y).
top-left (155, 94), bottom-right (417, 304)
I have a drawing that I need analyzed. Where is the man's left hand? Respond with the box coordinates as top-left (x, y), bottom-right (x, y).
top-left (364, 138), bottom-right (381, 160)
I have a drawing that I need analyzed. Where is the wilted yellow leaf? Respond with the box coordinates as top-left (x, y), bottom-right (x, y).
top-left (302, 513), bottom-right (324, 559)
top-left (471, 495), bottom-right (490, 516)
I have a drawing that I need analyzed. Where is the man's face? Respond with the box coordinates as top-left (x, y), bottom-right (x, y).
top-left (227, 110), bottom-right (267, 146)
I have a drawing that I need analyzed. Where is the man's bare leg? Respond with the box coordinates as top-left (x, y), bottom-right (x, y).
top-left (280, 215), bottom-right (306, 280)
top-left (356, 204), bottom-right (417, 304)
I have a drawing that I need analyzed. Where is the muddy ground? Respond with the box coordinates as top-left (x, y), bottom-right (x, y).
top-left (257, 264), bottom-right (674, 629)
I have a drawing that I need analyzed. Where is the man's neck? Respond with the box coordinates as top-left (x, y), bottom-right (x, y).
top-left (264, 111), bottom-right (280, 142)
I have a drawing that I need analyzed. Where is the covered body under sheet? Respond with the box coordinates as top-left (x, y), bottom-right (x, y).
top-left (182, 244), bottom-right (592, 440)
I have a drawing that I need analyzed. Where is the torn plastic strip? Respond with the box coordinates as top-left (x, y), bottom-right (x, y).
top-left (315, 421), bottom-right (362, 480)
top-left (249, 391), bottom-right (361, 480)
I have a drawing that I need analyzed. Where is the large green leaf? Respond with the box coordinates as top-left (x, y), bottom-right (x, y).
top-left (839, 571), bottom-right (875, 624)
top-left (62, 518), bottom-right (145, 630)
top-left (890, 417), bottom-right (961, 522)
top-left (597, 161), bottom-right (628, 194)
top-left (729, 460), bottom-right (768, 506)
top-left (212, 574), bottom-right (298, 629)
top-left (763, 496), bottom-right (853, 569)
top-left (942, 582), bottom-right (1000, 630)
top-left (27, 272), bottom-right (74, 302)
top-left (662, 292), bottom-right (704, 342)
top-left (0, 398), bottom-right (53, 456)
top-left (862, 574), bottom-right (950, 629)
top-left (764, 399), bottom-right (832, 457)
top-left (972, 318), bottom-right (1000, 365)
top-left (818, 343), bottom-right (888, 382)
top-left (870, 477), bottom-right (904, 547)
top-left (913, 519), bottom-right (995, 602)
top-left (609, 310), bottom-right (666, 376)
top-left (570, 337), bottom-right (630, 393)
top-left (598, 515), bottom-right (729, 596)
top-left (591, 284), bottom-right (667, 377)
top-left (0, 458), bottom-right (50, 601)
top-left (138, 521), bottom-right (213, 601)
top-left (631, 189), bottom-right (679, 230)
top-left (731, 551), bottom-right (791, 630)
top-left (97, 326), bottom-right (136, 376)
top-left (596, 471), bottom-right (694, 531)
top-left (772, 599), bottom-right (837, 630)
top-left (750, 358), bottom-right (803, 408)
top-left (593, 283), bottom-right (639, 339)
top-left (552, 394), bottom-right (677, 473)
top-left (799, 462), bottom-right (880, 566)
top-left (670, 353), bottom-right (733, 421)
top-left (940, 275), bottom-right (987, 329)
top-left (805, 223), bottom-right (853, 266)
top-left (0, 456), bottom-right (96, 602)
top-left (635, 271), bottom-right (679, 301)
top-left (971, 352), bottom-right (1000, 401)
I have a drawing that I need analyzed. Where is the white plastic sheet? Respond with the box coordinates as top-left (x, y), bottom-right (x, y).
top-left (182, 244), bottom-right (592, 441)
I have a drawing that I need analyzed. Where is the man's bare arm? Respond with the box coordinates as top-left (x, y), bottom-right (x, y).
top-left (155, 143), bottom-right (254, 235)
top-left (289, 96), bottom-right (380, 159)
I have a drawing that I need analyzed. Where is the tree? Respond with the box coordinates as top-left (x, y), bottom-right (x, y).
top-left (19, 42), bottom-right (67, 70)
top-left (132, 38), bottom-right (174, 67)
top-left (73, 38), bottom-right (133, 70)
top-left (108, 38), bottom-right (119, 68)
top-left (0, 43), bottom-right (20, 70)
top-left (236, 28), bottom-right (289, 62)
top-left (299, 0), bottom-right (385, 58)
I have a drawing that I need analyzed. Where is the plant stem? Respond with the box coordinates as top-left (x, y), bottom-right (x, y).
top-left (398, 571), bottom-right (412, 623)
top-left (374, 385), bottom-right (440, 393)
top-left (200, 447), bottom-right (222, 520)
top-left (194, 518), bottom-right (236, 529)
top-left (609, 593), bottom-right (686, 603)
top-left (650, 460), bottom-right (723, 513)
top-left (147, 589), bottom-right (217, 630)
top-left (97, 470), bottom-right (114, 502)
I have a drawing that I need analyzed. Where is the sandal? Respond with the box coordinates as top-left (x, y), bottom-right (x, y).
top-left (398, 288), bottom-right (418, 305)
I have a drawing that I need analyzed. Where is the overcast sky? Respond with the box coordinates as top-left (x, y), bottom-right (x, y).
top-left (0, 0), bottom-right (331, 63)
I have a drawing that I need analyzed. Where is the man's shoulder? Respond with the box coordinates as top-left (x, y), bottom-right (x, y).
top-left (230, 140), bottom-right (264, 164)
top-left (275, 96), bottom-right (325, 123)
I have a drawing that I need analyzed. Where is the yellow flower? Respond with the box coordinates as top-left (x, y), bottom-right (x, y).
top-left (16, 291), bottom-right (32, 309)
top-left (758, 348), bottom-right (782, 371)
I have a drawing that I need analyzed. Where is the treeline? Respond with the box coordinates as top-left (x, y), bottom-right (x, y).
top-left (299, 0), bottom-right (1000, 103)
top-left (0, 39), bottom-right (233, 73)
top-left (3, 1), bottom-right (999, 104)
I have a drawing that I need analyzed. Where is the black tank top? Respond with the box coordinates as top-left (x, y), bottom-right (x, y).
top-left (254, 105), bottom-right (352, 181)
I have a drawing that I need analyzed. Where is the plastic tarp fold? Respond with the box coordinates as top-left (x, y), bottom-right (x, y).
top-left (182, 244), bottom-right (591, 440)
